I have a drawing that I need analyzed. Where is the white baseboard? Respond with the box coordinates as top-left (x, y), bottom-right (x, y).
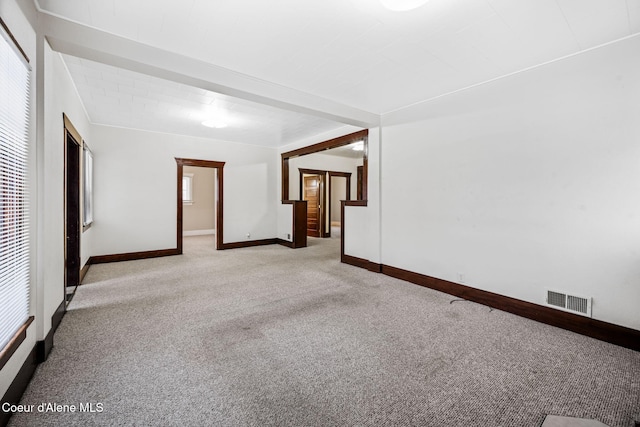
top-left (183, 229), bottom-right (215, 236)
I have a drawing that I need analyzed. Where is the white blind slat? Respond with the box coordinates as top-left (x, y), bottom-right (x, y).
top-left (0, 23), bottom-right (31, 353)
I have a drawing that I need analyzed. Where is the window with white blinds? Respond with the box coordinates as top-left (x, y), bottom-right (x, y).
top-left (0, 23), bottom-right (31, 352)
top-left (182, 173), bottom-right (193, 204)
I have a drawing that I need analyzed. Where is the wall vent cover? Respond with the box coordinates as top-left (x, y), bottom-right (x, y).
top-left (546, 290), bottom-right (592, 317)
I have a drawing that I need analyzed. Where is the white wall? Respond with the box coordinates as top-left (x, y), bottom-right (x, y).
top-left (183, 166), bottom-right (216, 233)
top-left (343, 128), bottom-right (381, 263)
top-left (90, 126), bottom-right (278, 255)
top-left (380, 35), bottom-right (640, 331)
top-left (1, 16), bottom-right (94, 397)
top-left (43, 43), bottom-right (93, 336)
top-left (344, 207), bottom-right (369, 259)
top-left (277, 203), bottom-right (293, 242)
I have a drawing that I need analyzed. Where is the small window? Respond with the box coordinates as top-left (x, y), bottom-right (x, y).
top-left (83, 144), bottom-right (93, 229)
top-left (183, 173), bottom-right (193, 204)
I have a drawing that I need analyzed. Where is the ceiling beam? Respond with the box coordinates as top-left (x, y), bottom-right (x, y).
top-left (39, 11), bottom-right (380, 128)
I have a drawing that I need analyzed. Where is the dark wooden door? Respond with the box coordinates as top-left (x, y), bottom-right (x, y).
top-left (304, 175), bottom-right (321, 237)
top-left (65, 130), bottom-right (81, 304)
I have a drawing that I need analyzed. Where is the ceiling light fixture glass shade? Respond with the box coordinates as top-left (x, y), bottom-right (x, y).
top-left (352, 141), bottom-right (365, 151)
top-left (202, 120), bottom-right (228, 129)
top-left (380, 0), bottom-right (429, 11)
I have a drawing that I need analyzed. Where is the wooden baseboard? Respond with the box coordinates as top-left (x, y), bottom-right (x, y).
top-left (36, 300), bottom-right (65, 363)
top-left (89, 248), bottom-right (180, 264)
top-left (51, 300), bottom-right (67, 332)
top-left (368, 262), bottom-right (382, 273)
top-left (2, 304), bottom-right (66, 424)
top-left (88, 239), bottom-right (282, 261)
top-left (36, 331), bottom-right (52, 364)
top-left (276, 238), bottom-right (294, 248)
top-left (342, 254), bottom-right (382, 273)
top-left (219, 238), bottom-right (277, 250)
top-left (381, 264), bottom-right (640, 352)
top-left (52, 300), bottom-right (65, 333)
top-left (341, 254), bottom-right (640, 352)
top-left (0, 345), bottom-right (37, 427)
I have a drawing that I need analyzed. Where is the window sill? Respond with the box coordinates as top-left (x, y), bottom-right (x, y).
top-left (0, 316), bottom-right (34, 370)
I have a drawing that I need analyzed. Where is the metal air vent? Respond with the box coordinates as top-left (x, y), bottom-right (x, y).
top-left (546, 289), bottom-right (592, 317)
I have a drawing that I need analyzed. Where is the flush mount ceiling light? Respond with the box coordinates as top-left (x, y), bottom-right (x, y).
top-left (352, 141), bottom-right (365, 151)
top-left (380, 0), bottom-right (429, 11)
top-left (201, 120), bottom-right (228, 129)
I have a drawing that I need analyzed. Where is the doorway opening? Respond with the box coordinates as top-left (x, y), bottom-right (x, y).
top-left (280, 130), bottom-right (368, 250)
top-left (175, 158), bottom-right (224, 253)
top-left (63, 115), bottom-right (81, 306)
top-left (182, 165), bottom-right (217, 253)
top-left (298, 168), bottom-right (352, 239)
top-left (303, 173), bottom-right (323, 237)
top-left (328, 172), bottom-right (351, 239)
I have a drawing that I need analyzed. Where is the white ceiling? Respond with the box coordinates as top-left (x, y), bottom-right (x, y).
top-left (61, 55), bottom-right (347, 147)
top-left (36, 0), bottom-right (640, 146)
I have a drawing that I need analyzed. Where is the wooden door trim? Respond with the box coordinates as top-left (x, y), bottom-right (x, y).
top-left (63, 114), bottom-right (82, 306)
top-left (298, 169), bottom-right (352, 238)
top-left (298, 168), bottom-right (328, 200)
top-left (176, 158), bottom-right (225, 252)
top-left (281, 129), bottom-right (368, 202)
top-left (299, 167), bottom-right (329, 237)
top-left (281, 129), bottom-right (368, 249)
top-left (63, 113), bottom-right (81, 144)
top-left (302, 173), bottom-right (324, 237)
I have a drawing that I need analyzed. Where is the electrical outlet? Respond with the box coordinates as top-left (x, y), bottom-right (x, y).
top-left (458, 272), bottom-right (465, 283)
top-left (246, 233), bottom-right (250, 239)
top-left (287, 233), bottom-right (291, 240)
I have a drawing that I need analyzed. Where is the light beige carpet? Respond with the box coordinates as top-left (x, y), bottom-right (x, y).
top-left (8, 236), bottom-right (640, 426)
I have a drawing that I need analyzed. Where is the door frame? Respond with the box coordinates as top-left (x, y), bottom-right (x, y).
top-left (299, 168), bottom-right (327, 237)
top-left (298, 169), bottom-right (352, 238)
top-left (280, 130), bottom-right (368, 248)
top-left (175, 158), bottom-right (225, 252)
top-left (63, 114), bottom-right (82, 306)
top-left (282, 130), bottom-right (367, 202)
